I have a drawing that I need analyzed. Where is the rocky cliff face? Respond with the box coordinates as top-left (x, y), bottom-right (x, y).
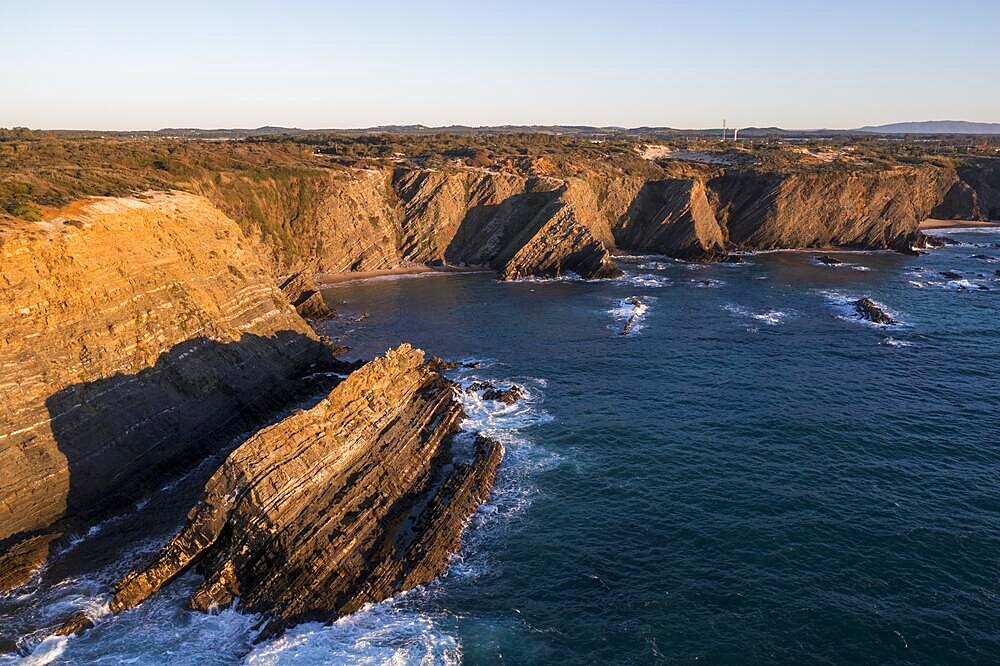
top-left (931, 159), bottom-right (1000, 221)
top-left (198, 162), bottom-right (956, 280)
top-left (0, 192), bottom-right (335, 589)
top-left (708, 166), bottom-right (954, 252)
top-left (614, 178), bottom-right (725, 259)
top-left (497, 179), bottom-right (622, 279)
top-left (69, 345), bottom-right (501, 637)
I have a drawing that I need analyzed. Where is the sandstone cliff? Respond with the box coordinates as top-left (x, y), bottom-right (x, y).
top-left (931, 158), bottom-right (1000, 221)
top-left (614, 178), bottom-right (725, 259)
top-left (707, 166), bottom-right (954, 252)
top-left (0, 192), bottom-right (336, 589)
top-left (67, 345), bottom-right (501, 637)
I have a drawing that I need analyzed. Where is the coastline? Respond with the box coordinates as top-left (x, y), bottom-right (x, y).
top-left (920, 218), bottom-right (1000, 230)
top-left (316, 265), bottom-right (487, 287)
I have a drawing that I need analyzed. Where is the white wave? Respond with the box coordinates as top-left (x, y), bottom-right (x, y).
top-left (5, 636), bottom-right (69, 666)
top-left (882, 337), bottom-right (914, 348)
top-left (636, 261), bottom-right (670, 271)
top-left (502, 271), bottom-right (614, 284)
top-left (819, 291), bottom-right (904, 328)
top-left (690, 278), bottom-right (724, 288)
top-left (722, 304), bottom-right (792, 326)
top-left (244, 595), bottom-right (460, 666)
top-left (606, 296), bottom-right (652, 336)
top-left (618, 273), bottom-right (672, 288)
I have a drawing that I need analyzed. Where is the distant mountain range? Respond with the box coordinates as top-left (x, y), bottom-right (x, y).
top-left (39, 120), bottom-right (1000, 139)
top-left (855, 121), bottom-right (1000, 135)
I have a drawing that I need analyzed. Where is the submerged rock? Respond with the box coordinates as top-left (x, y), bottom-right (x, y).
top-left (854, 298), bottom-right (896, 325)
top-left (59, 345), bottom-right (502, 638)
top-left (815, 254), bottom-right (845, 266)
top-left (940, 271), bottom-right (963, 279)
top-left (971, 254), bottom-right (997, 261)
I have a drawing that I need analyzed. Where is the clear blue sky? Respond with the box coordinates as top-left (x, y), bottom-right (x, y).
top-left (3, 0), bottom-right (997, 130)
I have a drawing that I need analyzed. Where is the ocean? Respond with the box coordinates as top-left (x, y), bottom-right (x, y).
top-left (4, 228), bottom-right (1000, 664)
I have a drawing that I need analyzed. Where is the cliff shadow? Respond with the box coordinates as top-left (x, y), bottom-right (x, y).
top-left (443, 190), bottom-right (556, 267)
top-left (44, 331), bottom-right (339, 530)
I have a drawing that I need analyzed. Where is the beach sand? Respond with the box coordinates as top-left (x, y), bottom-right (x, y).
top-left (316, 265), bottom-right (486, 287)
top-left (920, 218), bottom-right (1000, 230)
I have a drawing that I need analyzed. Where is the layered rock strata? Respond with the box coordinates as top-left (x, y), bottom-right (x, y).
top-left (64, 345), bottom-right (502, 637)
top-left (0, 192), bottom-right (336, 589)
top-left (279, 271), bottom-right (333, 319)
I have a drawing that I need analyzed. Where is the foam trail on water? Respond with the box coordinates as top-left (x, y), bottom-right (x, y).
top-left (722, 304), bottom-right (792, 326)
top-left (607, 297), bottom-right (653, 336)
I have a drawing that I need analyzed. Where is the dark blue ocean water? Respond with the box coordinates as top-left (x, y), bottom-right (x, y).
top-left (5, 229), bottom-right (1000, 665)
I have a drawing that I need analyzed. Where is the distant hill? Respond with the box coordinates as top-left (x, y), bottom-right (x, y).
top-left (856, 121), bottom-right (1000, 135)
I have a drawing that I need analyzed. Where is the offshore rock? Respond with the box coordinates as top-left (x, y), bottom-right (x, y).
top-left (66, 345), bottom-right (502, 637)
top-left (0, 193), bottom-right (335, 590)
top-left (854, 298), bottom-right (896, 325)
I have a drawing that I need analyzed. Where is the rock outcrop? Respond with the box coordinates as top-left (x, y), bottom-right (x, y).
top-left (0, 192), bottom-right (336, 589)
top-left (614, 179), bottom-right (725, 259)
top-left (854, 298), bottom-right (896, 325)
top-left (708, 166), bottom-right (954, 253)
top-left (931, 159), bottom-right (1000, 221)
top-left (497, 180), bottom-right (621, 280)
top-left (62, 345), bottom-right (502, 638)
top-left (279, 271), bottom-right (333, 320)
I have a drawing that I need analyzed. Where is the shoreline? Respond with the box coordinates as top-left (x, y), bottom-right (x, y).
top-left (316, 265), bottom-right (488, 287)
top-left (920, 218), bottom-right (1000, 230)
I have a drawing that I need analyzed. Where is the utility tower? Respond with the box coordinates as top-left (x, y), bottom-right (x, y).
top-left (722, 119), bottom-right (727, 142)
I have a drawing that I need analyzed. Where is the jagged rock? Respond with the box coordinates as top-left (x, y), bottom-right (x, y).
top-left (621, 296), bottom-right (644, 336)
top-left (815, 254), bottom-right (845, 266)
top-left (0, 193), bottom-right (336, 590)
top-left (427, 357), bottom-right (481, 372)
top-left (482, 385), bottom-right (526, 404)
top-left (854, 298), bottom-right (896, 325)
top-left (279, 271), bottom-right (333, 319)
top-left (614, 179), bottom-right (725, 259)
top-left (710, 166), bottom-right (954, 253)
top-left (497, 180), bottom-right (622, 280)
top-left (0, 532), bottom-right (61, 592)
top-left (428, 356), bottom-right (462, 371)
top-left (930, 159), bottom-right (1000, 222)
top-left (60, 345), bottom-right (502, 638)
top-left (465, 380), bottom-right (525, 404)
top-left (720, 254), bottom-right (744, 264)
top-left (940, 271), bottom-right (963, 279)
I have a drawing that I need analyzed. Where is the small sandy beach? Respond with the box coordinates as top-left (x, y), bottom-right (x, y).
top-left (920, 218), bottom-right (1000, 230)
top-left (316, 265), bottom-right (486, 287)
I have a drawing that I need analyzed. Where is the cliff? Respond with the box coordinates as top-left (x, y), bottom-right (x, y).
top-left (1, 137), bottom-right (974, 282)
top-left (66, 345), bottom-right (502, 637)
top-left (0, 192), bottom-right (336, 590)
top-left (707, 165), bottom-right (955, 252)
top-left (614, 178), bottom-right (725, 259)
top-left (931, 158), bottom-right (1000, 221)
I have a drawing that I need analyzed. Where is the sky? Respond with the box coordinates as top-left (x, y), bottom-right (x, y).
top-left (3, 0), bottom-right (998, 131)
